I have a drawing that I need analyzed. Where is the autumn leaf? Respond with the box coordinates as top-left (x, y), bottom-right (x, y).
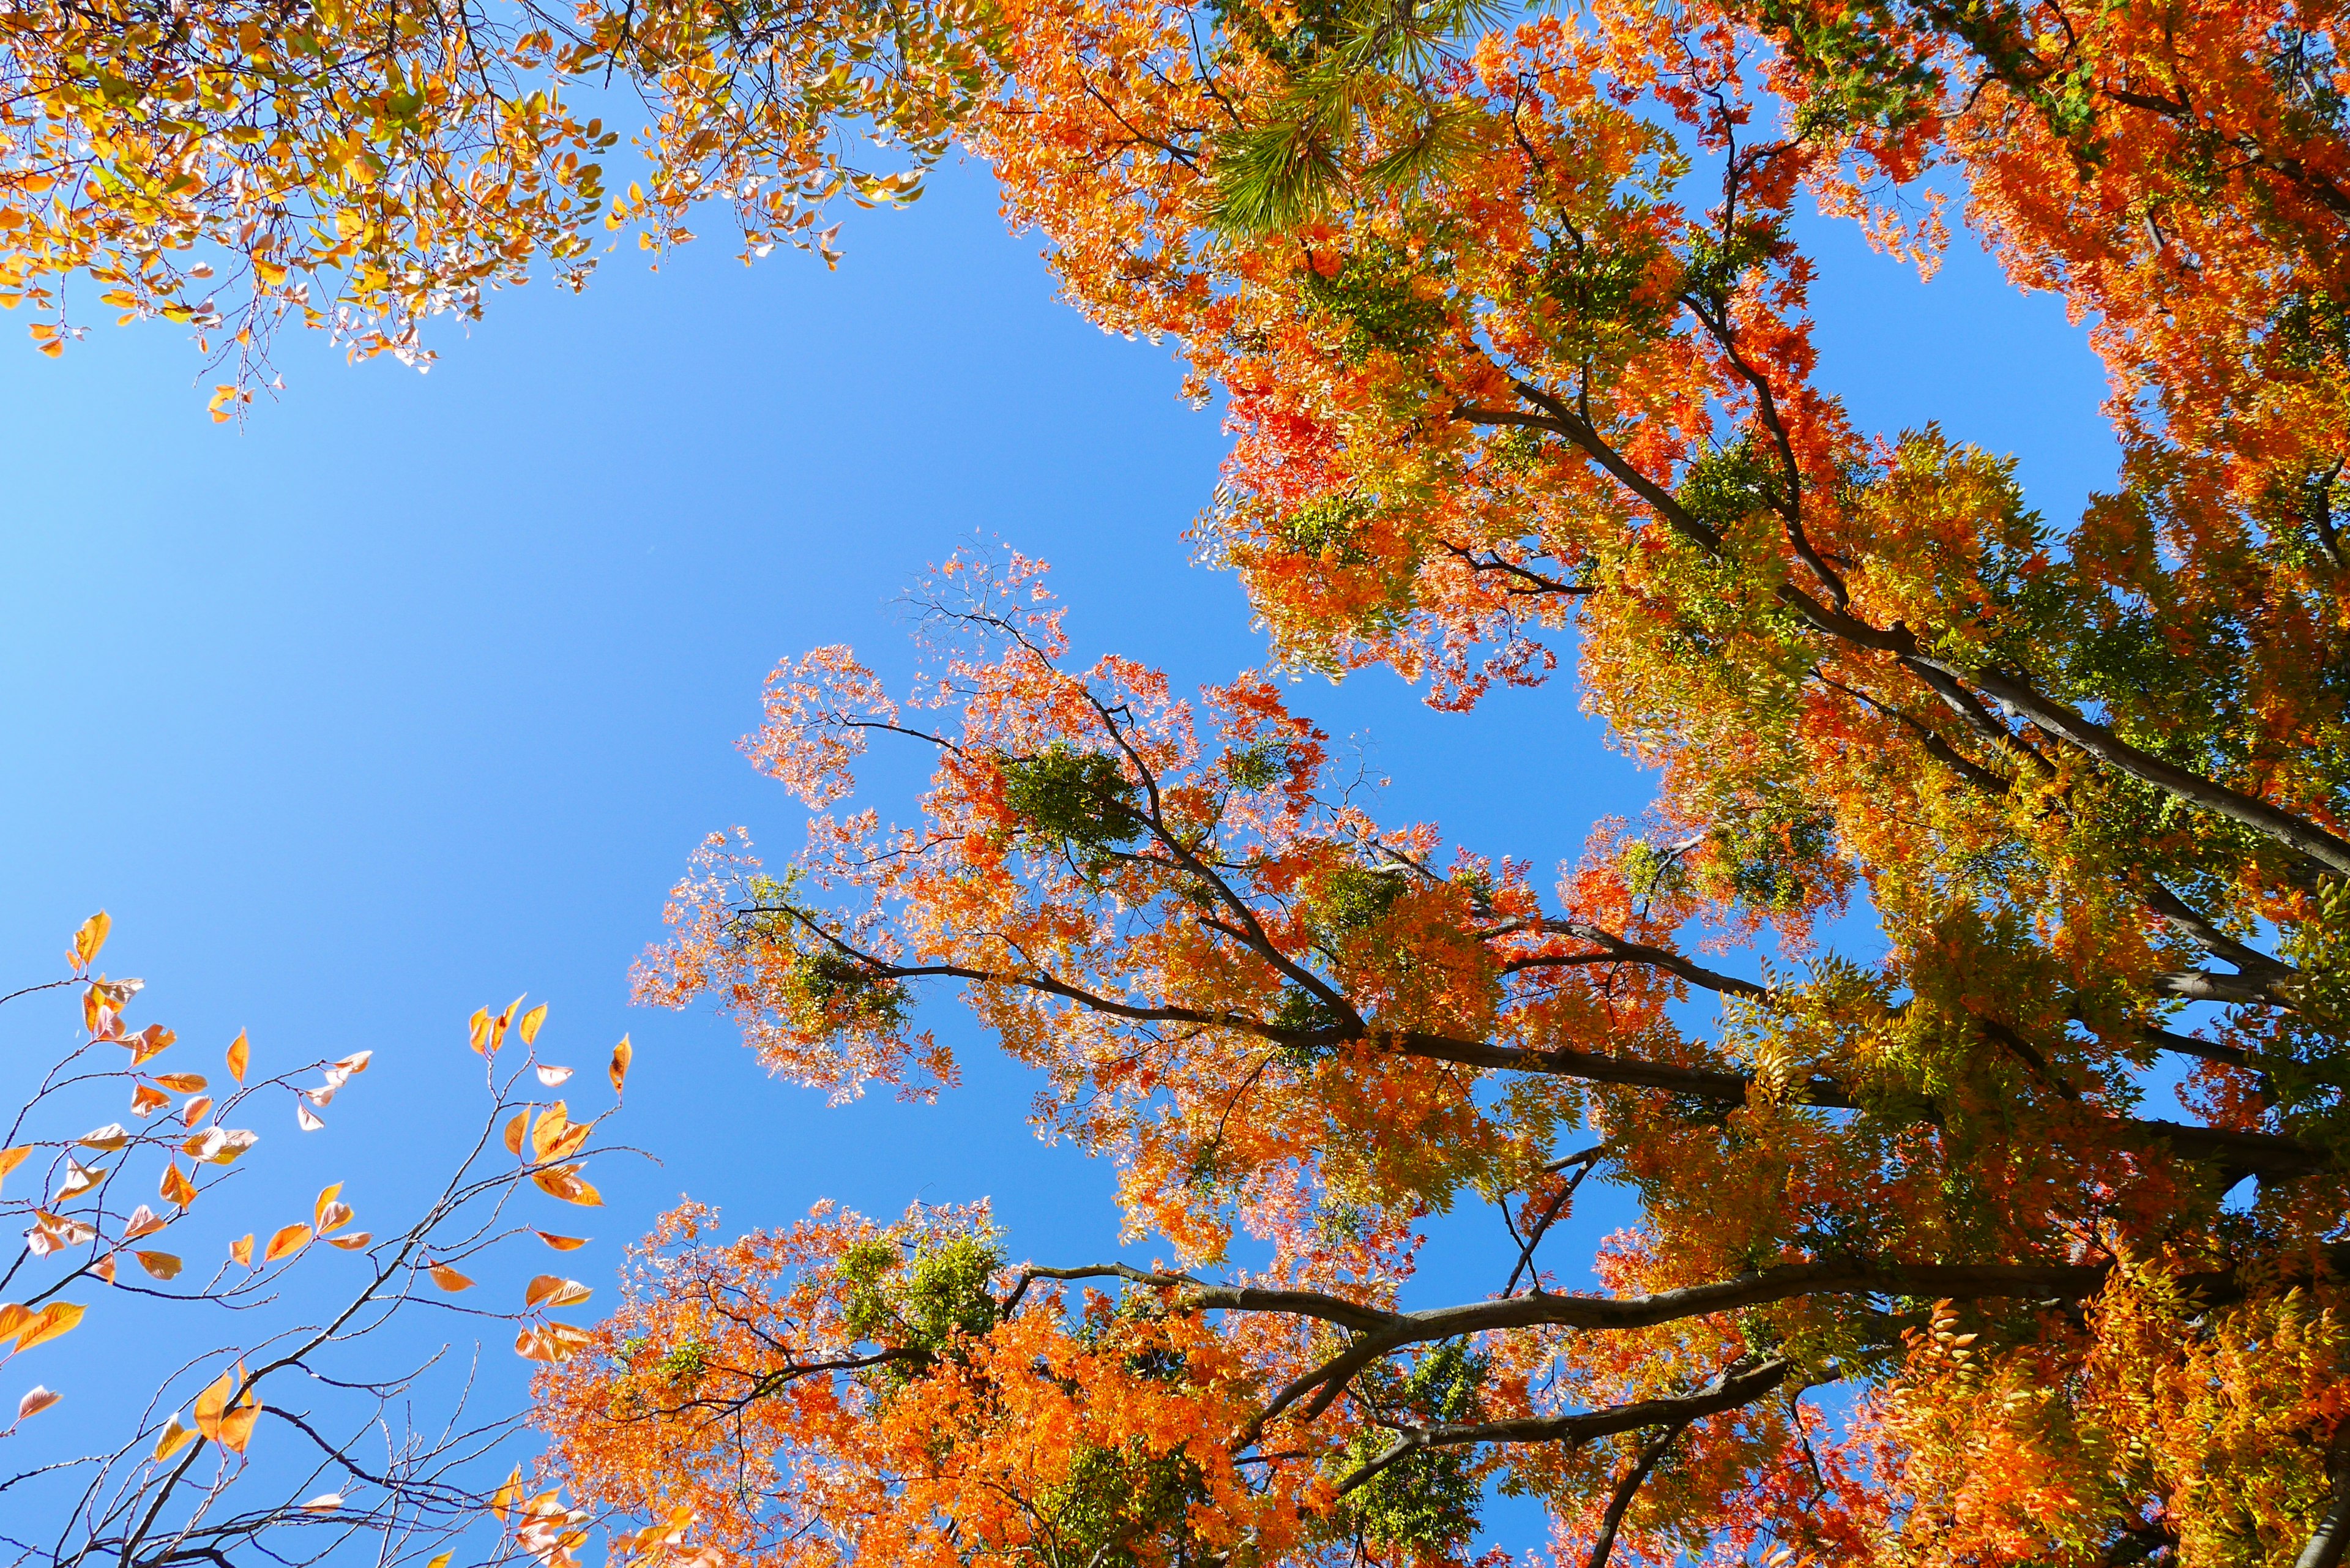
top-left (520, 1002), bottom-right (548, 1045)
top-left (135, 1251), bottom-right (182, 1280)
top-left (13, 1302), bottom-right (84, 1353)
top-left (159, 1162), bottom-right (196, 1209)
top-left (261, 1223), bottom-right (312, 1264)
top-left (70, 911), bottom-right (108, 972)
top-left (428, 1263), bottom-right (474, 1291)
top-left (229, 1234), bottom-right (253, 1266)
top-left (610, 1034), bottom-right (632, 1096)
top-left (15, 1386), bottom-right (59, 1421)
top-left (531, 1167), bottom-right (603, 1208)
top-left (524, 1275), bottom-right (592, 1310)
top-left (225, 1030), bottom-right (248, 1084)
top-left (515, 1321), bottom-right (593, 1362)
top-left (152, 1412), bottom-right (198, 1462)
top-left (533, 1232), bottom-right (589, 1251)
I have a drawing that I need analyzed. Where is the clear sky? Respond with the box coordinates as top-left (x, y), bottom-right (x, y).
top-left (0, 155), bottom-right (2115, 1551)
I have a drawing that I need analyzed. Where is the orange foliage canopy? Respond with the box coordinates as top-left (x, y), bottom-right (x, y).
top-left (540, 2), bottom-right (2350, 1565)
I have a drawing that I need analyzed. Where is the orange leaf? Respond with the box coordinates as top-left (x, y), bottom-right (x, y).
top-left (151, 1073), bottom-right (206, 1094)
top-left (129, 1026), bottom-right (176, 1068)
top-left (13, 1302), bottom-right (84, 1353)
top-left (312, 1184), bottom-right (343, 1228)
top-left (229, 1234), bottom-right (253, 1266)
top-left (192, 1369), bottom-right (234, 1439)
top-left (77, 1125), bottom-right (129, 1151)
top-left (468, 1008), bottom-right (492, 1054)
top-left (261, 1223), bottom-right (312, 1264)
top-left (152, 1413), bottom-right (198, 1461)
top-left (533, 1231), bottom-right (589, 1251)
top-left (528, 1103), bottom-right (570, 1162)
top-left (180, 1096), bottom-right (212, 1127)
top-left (0, 1305), bottom-right (29, 1345)
top-left (531, 1166), bottom-right (603, 1208)
top-left (160, 1162), bottom-right (197, 1209)
top-left (0, 1147), bottom-right (28, 1186)
top-left (503, 1110), bottom-right (527, 1156)
top-left (428, 1263), bottom-right (474, 1291)
top-left (609, 1035), bottom-right (632, 1096)
top-left (225, 1031), bottom-right (248, 1084)
top-left (324, 1231), bottom-right (373, 1250)
top-left (70, 911), bottom-right (108, 971)
top-left (130, 1083), bottom-right (171, 1117)
top-left (524, 1275), bottom-right (592, 1310)
top-left (217, 1397), bottom-right (260, 1455)
top-left (514, 1321), bottom-right (593, 1362)
top-left (135, 1250), bottom-right (182, 1280)
top-left (92, 1252), bottom-right (114, 1283)
top-left (16, 1385), bottom-right (59, 1421)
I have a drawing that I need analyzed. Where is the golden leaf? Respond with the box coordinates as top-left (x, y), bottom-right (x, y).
top-left (313, 1183), bottom-right (343, 1228)
top-left (14, 1302), bottom-right (84, 1353)
top-left (135, 1250), bottom-right (182, 1280)
top-left (152, 1413), bottom-right (198, 1462)
top-left (531, 1166), bottom-right (603, 1208)
top-left (229, 1234), bottom-right (253, 1266)
top-left (518, 1002), bottom-right (548, 1045)
top-left (533, 1231), bottom-right (589, 1251)
top-left (71, 911), bottom-right (109, 971)
top-left (151, 1073), bottom-right (206, 1093)
top-left (261, 1223), bottom-right (312, 1264)
top-left (609, 1035), bottom-right (632, 1096)
top-left (160, 1162), bottom-right (197, 1209)
top-left (225, 1031), bottom-right (249, 1085)
top-left (428, 1263), bottom-right (474, 1291)
top-left (524, 1275), bottom-right (592, 1310)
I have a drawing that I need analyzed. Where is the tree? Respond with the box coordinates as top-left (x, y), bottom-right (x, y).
top-left (0, 0), bottom-right (985, 408)
top-left (1, 912), bottom-right (630, 1568)
top-left (535, 1), bottom-right (2350, 1564)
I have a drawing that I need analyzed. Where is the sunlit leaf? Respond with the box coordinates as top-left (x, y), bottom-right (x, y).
top-left (524, 1274), bottom-right (592, 1309)
top-left (296, 1102), bottom-right (325, 1133)
top-left (504, 1110), bottom-right (528, 1155)
top-left (129, 1026), bottom-right (175, 1067)
top-left (130, 1083), bottom-right (170, 1117)
top-left (334, 1050), bottom-right (372, 1075)
top-left (468, 1007), bottom-right (492, 1054)
top-left (78, 1124), bottom-right (129, 1152)
top-left (609, 1035), bottom-right (632, 1096)
top-left (514, 1321), bottom-right (594, 1362)
top-left (313, 1183), bottom-right (344, 1228)
top-left (0, 1147), bottom-right (32, 1189)
top-left (192, 1368), bottom-right (234, 1439)
top-left (15, 1385), bottom-right (59, 1421)
top-left (135, 1250), bottom-right (182, 1280)
top-left (180, 1095), bottom-right (212, 1127)
top-left (14, 1302), bottom-right (84, 1352)
top-left (519, 1002), bottom-right (548, 1045)
top-left (535, 1064), bottom-right (573, 1086)
top-left (325, 1231), bottom-right (373, 1250)
top-left (225, 1030), bottom-right (248, 1085)
top-left (533, 1231), bottom-right (589, 1250)
top-left (428, 1263), bottom-right (474, 1291)
top-left (159, 1162), bottom-right (197, 1209)
top-left (151, 1073), bottom-right (205, 1093)
top-left (531, 1166), bottom-right (603, 1208)
top-left (152, 1412), bottom-right (198, 1461)
top-left (262, 1223), bottom-right (313, 1264)
top-left (229, 1233), bottom-right (253, 1266)
top-left (71, 911), bottom-right (109, 971)
top-left (122, 1204), bottom-right (165, 1241)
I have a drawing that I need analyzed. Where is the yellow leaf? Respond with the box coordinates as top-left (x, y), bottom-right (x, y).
top-left (529, 1103), bottom-right (570, 1162)
top-left (192, 1369), bottom-right (234, 1439)
top-left (217, 1397), bottom-right (260, 1455)
top-left (225, 1031), bottom-right (248, 1084)
top-left (152, 1413), bottom-right (198, 1461)
top-left (230, 1234), bottom-right (253, 1266)
top-left (491, 1466), bottom-right (523, 1521)
top-left (261, 1223), bottom-right (312, 1264)
top-left (77, 1125), bottom-right (129, 1151)
top-left (426, 1554), bottom-right (453, 1568)
top-left (151, 1073), bottom-right (205, 1093)
top-left (468, 1007), bottom-right (491, 1053)
top-left (524, 1275), bottom-right (591, 1310)
top-left (534, 1231), bottom-right (589, 1251)
top-left (428, 1263), bottom-right (474, 1291)
top-left (0, 1305), bottom-right (28, 1345)
top-left (503, 1109), bottom-right (527, 1156)
top-left (0, 1147), bottom-right (31, 1188)
top-left (71, 911), bottom-right (109, 971)
top-left (135, 1251), bottom-right (182, 1280)
top-left (14, 1302), bottom-right (83, 1352)
top-left (609, 1035), bottom-right (632, 1096)
top-left (518, 1002), bottom-right (548, 1045)
top-left (313, 1184), bottom-right (343, 1228)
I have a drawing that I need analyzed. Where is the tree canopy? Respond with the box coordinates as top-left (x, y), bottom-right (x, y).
top-left (9, 0), bottom-right (2349, 1562)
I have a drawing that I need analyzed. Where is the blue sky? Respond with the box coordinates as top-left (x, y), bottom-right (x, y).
top-left (0, 154), bottom-right (2114, 1550)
